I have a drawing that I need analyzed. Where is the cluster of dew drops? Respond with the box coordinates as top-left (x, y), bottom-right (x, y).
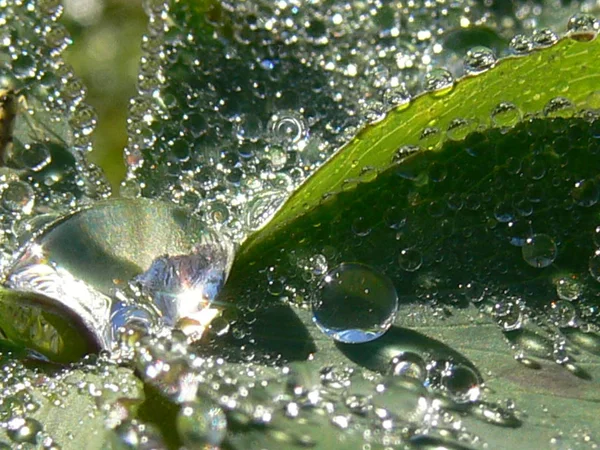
top-left (1, 0), bottom-right (600, 449)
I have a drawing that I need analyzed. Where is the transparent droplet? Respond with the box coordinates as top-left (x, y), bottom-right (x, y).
top-left (7, 417), bottom-right (42, 444)
top-left (543, 97), bottom-right (575, 118)
top-left (440, 362), bottom-right (481, 403)
top-left (419, 127), bottom-right (442, 150)
top-left (423, 68), bottom-right (454, 97)
top-left (571, 179), bottom-right (599, 207)
top-left (464, 46), bottom-right (496, 74)
top-left (267, 110), bottom-right (309, 148)
top-left (509, 34), bottom-right (533, 54)
top-left (567, 13), bottom-right (599, 42)
top-left (390, 352), bottom-right (427, 381)
top-left (491, 102), bottom-right (521, 128)
top-left (312, 263), bottom-right (398, 343)
top-left (547, 300), bottom-right (576, 328)
top-left (554, 276), bottom-right (581, 301)
top-left (1, 180), bottom-right (35, 214)
top-left (398, 248), bottom-right (423, 272)
top-left (383, 84), bottom-right (411, 108)
top-left (522, 234), bottom-right (557, 268)
top-left (233, 114), bottom-right (263, 142)
top-left (446, 118), bottom-right (477, 141)
top-left (14, 143), bottom-right (52, 172)
top-left (177, 401), bottom-right (227, 447)
top-left (532, 28), bottom-right (558, 48)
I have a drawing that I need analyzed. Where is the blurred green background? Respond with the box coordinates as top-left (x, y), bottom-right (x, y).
top-left (61, 0), bottom-right (146, 189)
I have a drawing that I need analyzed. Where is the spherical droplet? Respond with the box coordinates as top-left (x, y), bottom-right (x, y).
top-left (522, 234), bottom-right (557, 268)
top-left (571, 179), bottom-right (599, 207)
top-left (1, 180), bottom-right (35, 214)
top-left (312, 263), bottom-right (398, 344)
top-left (177, 401), bottom-right (227, 447)
top-left (440, 363), bottom-right (481, 403)
top-left (567, 13), bottom-right (599, 42)
top-left (7, 417), bottom-right (42, 444)
top-left (267, 110), bottom-right (309, 148)
top-left (464, 46), bottom-right (496, 75)
top-left (398, 248), bottom-right (423, 272)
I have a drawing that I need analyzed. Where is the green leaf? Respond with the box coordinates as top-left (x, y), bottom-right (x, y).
top-left (241, 36), bottom-right (600, 257)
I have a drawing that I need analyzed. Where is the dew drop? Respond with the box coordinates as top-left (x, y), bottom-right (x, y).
top-left (390, 352), bottom-right (427, 381)
top-left (522, 234), bottom-right (557, 268)
top-left (7, 417), bottom-right (42, 444)
top-left (399, 248), bottom-right (423, 272)
top-left (440, 363), bottom-right (481, 403)
top-left (532, 28), bottom-right (558, 48)
top-left (177, 401), bottom-right (227, 447)
top-left (571, 179), bottom-right (599, 207)
top-left (464, 46), bottom-right (496, 75)
top-left (424, 68), bottom-right (454, 97)
top-left (267, 110), bottom-right (309, 148)
top-left (567, 13), bottom-right (599, 42)
top-left (509, 34), bottom-right (533, 54)
top-left (554, 276), bottom-right (581, 302)
top-left (491, 102), bottom-right (521, 128)
top-left (543, 97), bottom-right (575, 118)
top-left (1, 180), bottom-right (35, 214)
top-left (312, 263), bottom-right (398, 344)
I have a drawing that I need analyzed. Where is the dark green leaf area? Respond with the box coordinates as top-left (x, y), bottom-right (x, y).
top-left (233, 117), bottom-right (600, 322)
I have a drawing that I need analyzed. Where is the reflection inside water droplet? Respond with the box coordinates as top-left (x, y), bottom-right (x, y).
top-left (311, 263), bottom-right (398, 343)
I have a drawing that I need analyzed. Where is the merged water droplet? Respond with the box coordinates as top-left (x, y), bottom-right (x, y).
top-left (311, 263), bottom-right (398, 343)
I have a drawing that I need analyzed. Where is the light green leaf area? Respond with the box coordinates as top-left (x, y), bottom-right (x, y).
top-left (242, 36), bottom-right (600, 256)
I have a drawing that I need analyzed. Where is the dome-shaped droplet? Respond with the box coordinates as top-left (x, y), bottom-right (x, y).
top-left (509, 34), bottom-right (533, 54)
top-left (571, 179), bottom-right (599, 207)
top-left (522, 233), bottom-right (557, 268)
top-left (567, 13), bottom-right (599, 42)
top-left (312, 263), bottom-right (398, 344)
top-left (440, 362), bottom-right (482, 403)
top-left (423, 68), bottom-right (454, 97)
top-left (1, 180), bottom-right (35, 214)
top-left (532, 28), bottom-right (558, 48)
top-left (464, 46), bottom-right (496, 75)
top-left (491, 102), bottom-right (521, 128)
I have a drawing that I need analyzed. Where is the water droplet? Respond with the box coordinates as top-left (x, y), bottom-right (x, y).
top-left (543, 97), bottom-right (575, 118)
top-left (419, 127), bottom-right (442, 150)
top-left (424, 69), bottom-right (454, 97)
top-left (554, 276), bottom-right (581, 301)
top-left (1, 180), bottom-right (35, 214)
top-left (267, 110), bottom-right (309, 148)
top-left (567, 13), bottom-right (599, 42)
top-left (383, 84), bottom-right (411, 108)
top-left (532, 28), bottom-right (558, 48)
top-left (491, 102), bottom-right (521, 128)
top-left (7, 417), bottom-right (42, 444)
top-left (509, 34), bottom-right (533, 54)
top-left (177, 401), bottom-right (227, 447)
top-left (522, 234), bottom-right (557, 268)
top-left (390, 352), bottom-right (427, 381)
top-left (588, 251), bottom-right (600, 282)
top-left (547, 300), bottom-right (576, 327)
top-left (571, 179), bottom-right (599, 207)
top-left (399, 248), bottom-right (423, 272)
top-left (440, 362), bottom-right (481, 403)
top-left (312, 263), bottom-right (398, 343)
top-left (446, 118), bottom-right (477, 141)
top-left (233, 114), bottom-right (263, 142)
top-left (464, 46), bottom-right (496, 74)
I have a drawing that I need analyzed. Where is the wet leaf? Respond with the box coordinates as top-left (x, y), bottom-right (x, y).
top-left (241, 36), bottom-right (600, 255)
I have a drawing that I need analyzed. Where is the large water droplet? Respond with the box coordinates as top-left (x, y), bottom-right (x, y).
top-left (312, 263), bottom-right (398, 343)
top-left (567, 13), bottom-right (599, 42)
